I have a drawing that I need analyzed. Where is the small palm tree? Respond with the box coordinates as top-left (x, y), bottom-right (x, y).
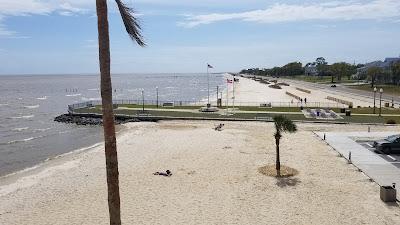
top-left (273, 115), bottom-right (297, 177)
top-left (95, 0), bottom-right (145, 224)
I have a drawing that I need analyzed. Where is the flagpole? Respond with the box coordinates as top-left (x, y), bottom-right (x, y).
top-left (207, 65), bottom-right (210, 106)
top-left (226, 79), bottom-right (229, 113)
top-left (232, 75), bottom-right (235, 113)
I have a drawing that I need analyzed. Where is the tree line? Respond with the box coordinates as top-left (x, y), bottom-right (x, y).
top-left (240, 57), bottom-right (400, 85)
top-left (363, 63), bottom-right (400, 87)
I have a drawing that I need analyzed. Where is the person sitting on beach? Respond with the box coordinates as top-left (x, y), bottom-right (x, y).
top-left (153, 170), bottom-right (172, 177)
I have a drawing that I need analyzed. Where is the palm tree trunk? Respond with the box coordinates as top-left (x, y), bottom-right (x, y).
top-left (275, 134), bottom-right (281, 177)
top-left (96, 1), bottom-right (121, 224)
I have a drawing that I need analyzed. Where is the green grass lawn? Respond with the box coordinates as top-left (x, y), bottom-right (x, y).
top-left (331, 107), bottom-right (400, 115)
top-left (92, 104), bottom-right (400, 115)
top-left (287, 75), bottom-right (357, 84)
top-left (349, 84), bottom-right (400, 96)
top-left (73, 106), bottom-right (397, 124)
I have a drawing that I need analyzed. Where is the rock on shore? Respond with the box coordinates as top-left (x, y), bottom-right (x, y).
top-left (54, 114), bottom-right (140, 125)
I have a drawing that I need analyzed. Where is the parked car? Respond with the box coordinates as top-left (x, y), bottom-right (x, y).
top-left (373, 135), bottom-right (400, 154)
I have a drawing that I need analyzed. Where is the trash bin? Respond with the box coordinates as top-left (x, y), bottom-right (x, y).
top-left (345, 110), bottom-right (351, 116)
top-left (380, 185), bottom-right (397, 202)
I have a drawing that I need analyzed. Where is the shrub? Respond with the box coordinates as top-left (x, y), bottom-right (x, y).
top-left (386, 119), bottom-right (397, 124)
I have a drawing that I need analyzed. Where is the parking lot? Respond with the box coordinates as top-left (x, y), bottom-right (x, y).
top-left (357, 141), bottom-right (400, 168)
top-left (315, 131), bottom-right (400, 199)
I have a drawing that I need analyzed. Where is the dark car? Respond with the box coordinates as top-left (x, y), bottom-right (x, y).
top-left (373, 135), bottom-right (400, 154)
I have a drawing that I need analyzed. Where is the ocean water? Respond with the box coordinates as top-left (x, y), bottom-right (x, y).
top-left (0, 73), bottom-right (224, 176)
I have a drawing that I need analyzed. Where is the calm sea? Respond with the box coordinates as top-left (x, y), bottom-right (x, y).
top-left (0, 73), bottom-right (224, 176)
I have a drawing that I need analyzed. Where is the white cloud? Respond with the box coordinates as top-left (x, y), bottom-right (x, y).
top-left (180, 0), bottom-right (400, 27)
top-left (0, 0), bottom-right (94, 37)
top-left (0, 0), bottom-right (93, 16)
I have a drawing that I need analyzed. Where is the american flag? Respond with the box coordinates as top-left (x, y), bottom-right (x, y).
top-left (207, 64), bottom-right (213, 68)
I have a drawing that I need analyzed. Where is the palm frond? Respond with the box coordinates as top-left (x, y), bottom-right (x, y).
top-left (115, 0), bottom-right (145, 46)
top-left (273, 115), bottom-right (297, 133)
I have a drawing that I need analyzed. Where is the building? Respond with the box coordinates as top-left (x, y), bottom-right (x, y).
top-left (358, 57), bottom-right (400, 74)
top-left (304, 63), bottom-right (318, 76)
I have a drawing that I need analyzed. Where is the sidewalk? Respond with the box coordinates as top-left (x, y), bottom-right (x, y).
top-left (315, 132), bottom-right (400, 199)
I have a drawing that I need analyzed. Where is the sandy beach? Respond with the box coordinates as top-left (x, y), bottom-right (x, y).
top-left (1, 120), bottom-right (400, 225)
top-left (1, 74), bottom-right (400, 224)
top-left (213, 75), bottom-right (374, 107)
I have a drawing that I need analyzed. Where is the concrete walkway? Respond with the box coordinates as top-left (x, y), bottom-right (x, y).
top-left (315, 132), bottom-right (400, 199)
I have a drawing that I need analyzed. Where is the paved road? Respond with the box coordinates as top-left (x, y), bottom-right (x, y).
top-left (283, 78), bottom-right (400, 107)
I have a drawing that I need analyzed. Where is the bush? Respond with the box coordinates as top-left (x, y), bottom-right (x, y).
top-left (386, 119), bottom-right (397, 124)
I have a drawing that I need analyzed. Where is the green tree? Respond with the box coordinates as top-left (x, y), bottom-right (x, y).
top-left (367, 66), bottom-right (382, 88)
top-left (315, 57), bottom-right (328, 76)
top-left (282, 62), bottom-right (304, 76)
top-left (96, 1), bottom-right (145, 224)
top-left (273, 115), bottom-right (297, 177)
top-left (391, 62), bottom-right (400, 85)
top-left (330, 62), bottom-right (355, 82)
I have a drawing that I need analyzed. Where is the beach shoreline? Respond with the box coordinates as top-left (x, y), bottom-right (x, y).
top-left (1, 121), bottom-right (400, 224)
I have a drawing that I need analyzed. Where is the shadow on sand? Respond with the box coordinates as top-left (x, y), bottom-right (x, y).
top-left (275, 177), bottom-right (301, 188)
top-left (384, 201), bottom-right (399, 207)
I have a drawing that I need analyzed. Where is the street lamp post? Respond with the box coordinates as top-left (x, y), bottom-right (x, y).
top-left (216, 85), bottom-right (219, 102)
top-left (156, 86), bottom-right (159, 108)
top-left (379, 88), bottom-right (383, 116)
top-left (373, 87), bottom-right (377, 114)
top-left (141, 89), bottom-right (145, 112)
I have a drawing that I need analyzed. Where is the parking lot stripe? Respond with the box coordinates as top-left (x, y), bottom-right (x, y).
top-left (366, 143), bottom-right (373, 148)
top-left (387, 155), bottom-right (397, 161)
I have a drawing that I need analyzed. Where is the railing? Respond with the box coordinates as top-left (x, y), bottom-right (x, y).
top-left (68, 99), bottom-right (349, 113)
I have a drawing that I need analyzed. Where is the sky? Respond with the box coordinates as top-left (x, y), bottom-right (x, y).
top-left (0, 0), bottom-right (400, 74)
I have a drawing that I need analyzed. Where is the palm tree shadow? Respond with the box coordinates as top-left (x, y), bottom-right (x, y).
top-left (275, 177), bottom-right (301, 188)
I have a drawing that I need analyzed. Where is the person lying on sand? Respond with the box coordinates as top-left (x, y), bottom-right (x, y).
top-left (214, 123), bottom-right (224, 131)
top-left (153, 170), bottom-right (172, 177)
